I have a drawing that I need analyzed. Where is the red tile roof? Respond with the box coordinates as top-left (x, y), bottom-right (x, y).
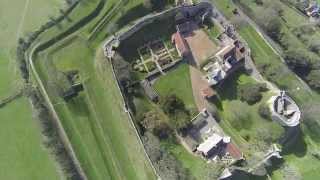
top-left (172, 32), bottom-right (190, 56)
top-left (226, 143), bottom-right (243, 160)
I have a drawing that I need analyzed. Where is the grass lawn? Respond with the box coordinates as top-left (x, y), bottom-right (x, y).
top-left (35, 36), bottom-right (156, 180)
top-left (154, 63), bottom-right (197, 112)
top-left (0, 0), bottom-right (64, 179)
top-left (215, 70), bottom-right (283, 155)
top-left (0, 0), bottom-right (62, 96)
top-left (0, 97), bottom-right (61, 180)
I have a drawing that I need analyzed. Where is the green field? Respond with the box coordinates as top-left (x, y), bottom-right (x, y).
top-left (0, 0), bottom-right (64, 179)
top-left (34, 32), bottom-right (156, 179)
top-left (154, 63), bottom-right (197, 112)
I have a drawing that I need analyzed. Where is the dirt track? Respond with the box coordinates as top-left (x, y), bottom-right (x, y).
top-left (185, 28), bottom-right (218, 66)
top-left (185, 28), bottom-right (216, 111)
top-left (189, 65), bottom-right (209, 111)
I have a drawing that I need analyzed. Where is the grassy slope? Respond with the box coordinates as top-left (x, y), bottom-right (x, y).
top-left (154, 63), bottom-right (197, 111)
top-left (35, 34), bottom-right (156, 179)
top-left (213, 0), bottom-right (320, 179)
top-left (0, 0), bottom-right (63, 179)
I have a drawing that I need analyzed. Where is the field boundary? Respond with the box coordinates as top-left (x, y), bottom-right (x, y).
top-left (29, 43), bottom-right (88, 180)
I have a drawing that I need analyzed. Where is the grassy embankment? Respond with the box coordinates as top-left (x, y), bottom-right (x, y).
top-left (0, 0), bottom-right (65, 179)
top-left (213, 0), bottom-right (320, 179)
top-left (31, 0), bottom-right (161, 179)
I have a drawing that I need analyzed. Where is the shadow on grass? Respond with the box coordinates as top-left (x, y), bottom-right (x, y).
top-left (66, 94), bottom-right (90, 117)
top-left (215, 68), bottom-right (247, 100)
top-left (280, 125), bottom-right (307, 157)
top-left (116, 4), bottom-right (150, 29)
top-left (208, 68), bottom-right (247, 110)
top-left (118, 14), bottom-right (176, 62)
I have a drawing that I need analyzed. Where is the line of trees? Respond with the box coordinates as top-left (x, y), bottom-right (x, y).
top-left (27, 87), bottom-right (83, 179)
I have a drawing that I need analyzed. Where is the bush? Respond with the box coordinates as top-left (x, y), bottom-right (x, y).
top-left (284, 49), bottom-right (312, 73)
top-left (258, 103), bottom-right (271, 120)
top-left (238, 83), bottom-right (267, 104)
top-left (265, 18), bottom-right (283, 42)
top-left (306, 70), bottom-right (320, 91)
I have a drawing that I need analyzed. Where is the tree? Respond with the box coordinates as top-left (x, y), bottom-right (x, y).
top-left (306, 69), bottom-right (320, 91)
top-left (284, 49), bottom-right (312, 73)
top-left (309, 40), bottom-right (320, 54)
top-left (254, 0), bottom-right (264, 6)
top-left (141, 110), bottom-right (172, 139)
top-left (265, 17), bottom-right (283, 42)
top-left (258, 103), bottom-right (271, 120)
top-left (302, 103), bottom-right (320, 142)
top-left (161, 95), bottom-right (190, 130)
top-left (255, 3), bottom-right (283, 42)
top-left (142, 132), bottom-right (191, 180)
top-left (238, 83), bottom-right (267, 104)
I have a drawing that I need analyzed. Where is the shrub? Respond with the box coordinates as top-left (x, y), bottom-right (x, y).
top-left (238, 83), bottom-right (267, 104)
top-left (306, 70), bottom-right (320, 91)
top-left (258, 103), bottom-right (271, 120)
top-left (284, 49), bottom-right (312, 73)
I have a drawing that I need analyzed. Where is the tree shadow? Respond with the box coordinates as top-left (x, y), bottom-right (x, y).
top-left (280, 125), bottom-right (308, 157)
top-left (215, 67), bottom-right (247, 101)
top-left (116, 4), bottom-right (150, 29)
top-left (66, 94), bottom-right (90, 117)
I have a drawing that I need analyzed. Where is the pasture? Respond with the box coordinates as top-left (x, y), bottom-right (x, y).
top-left (0, 0), bottom-right (63, 179)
